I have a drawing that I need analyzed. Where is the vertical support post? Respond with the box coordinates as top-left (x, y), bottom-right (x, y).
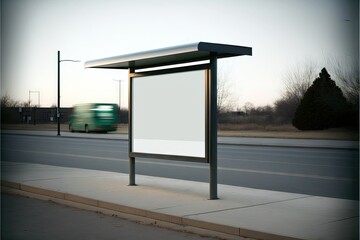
top-left (209, 54), bottom-right (218, 199)
top-left (129, 159), bottom-right (135, 186)
top-left (119, 80), bottom-right (122, 124)
top-left (128, 67), bottom-right (136, 186)
top-left (57, 51), bottom-right (61, 136)
top-left (33, 107), bottom-right (36, 125)
top-left (119, 80), bottom-right (121, 110)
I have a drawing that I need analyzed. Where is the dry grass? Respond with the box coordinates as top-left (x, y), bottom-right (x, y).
top-left (1, 123), bottom-right (358, 141)
top-left (219, 123), bottom-right (297, 131)
top-left (218, 123), bottom-right (358, 140)
top-left (218, 129), bottom-right (358, 140)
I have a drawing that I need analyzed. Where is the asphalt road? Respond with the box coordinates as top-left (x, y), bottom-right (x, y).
top-left (1, 193), bottom-right (217, 240)
top-left (1, 134), bottom-right (358, 200)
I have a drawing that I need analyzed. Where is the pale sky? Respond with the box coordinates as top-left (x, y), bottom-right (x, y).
top-left (1, 0), bottom-right (359, 108)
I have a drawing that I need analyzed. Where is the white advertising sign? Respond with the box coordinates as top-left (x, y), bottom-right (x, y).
top-left (132, 70), bottom-right (205, 158)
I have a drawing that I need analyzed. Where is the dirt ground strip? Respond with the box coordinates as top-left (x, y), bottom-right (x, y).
top-left (1, 123), bottom-right (358, 141)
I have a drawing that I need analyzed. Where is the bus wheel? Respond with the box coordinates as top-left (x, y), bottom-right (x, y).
top-left (85, 125), bottom-right (89, 133)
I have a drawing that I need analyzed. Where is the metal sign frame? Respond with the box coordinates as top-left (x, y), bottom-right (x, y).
top-left (129, 64), bottom-right (209, 163)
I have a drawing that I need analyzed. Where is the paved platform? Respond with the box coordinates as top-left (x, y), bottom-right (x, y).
top-left (1, 161), bottom-right (358, 240)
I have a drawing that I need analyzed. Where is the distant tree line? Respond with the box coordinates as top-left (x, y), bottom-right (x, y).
top-left (2, 62), bottom-right (358, 130)
top-left (1, 93), bottom-right (34, 108)
top-left (219, 64), bottom-right (359, 130)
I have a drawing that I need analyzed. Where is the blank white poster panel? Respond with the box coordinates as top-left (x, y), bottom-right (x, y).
top-left (132, 70), bottom-right (205, 158)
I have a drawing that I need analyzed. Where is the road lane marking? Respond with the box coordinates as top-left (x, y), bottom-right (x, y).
top-left (4, 145), bottom-right (353, 169)
top-left (218, 156), bottom-right (355, 169)
top-left (4, 135), bottom-right (356, 164)
top-left (219, 148), bottom-right (357, 161)
top-left (2, 148), bottom-right (357, 182)
top-left (219, 145), bottom-right (358, 154)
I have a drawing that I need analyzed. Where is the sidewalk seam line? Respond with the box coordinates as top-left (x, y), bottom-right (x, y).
top-left (183, 196), bottom-right (312, 217)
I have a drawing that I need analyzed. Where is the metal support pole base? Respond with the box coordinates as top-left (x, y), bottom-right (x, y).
top-left (208, 197), bottom-right (219, 200)
top-left (129, 157), bottom-right (136, 186)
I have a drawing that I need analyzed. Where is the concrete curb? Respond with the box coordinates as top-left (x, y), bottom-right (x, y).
top-left (1, 180), bottom-right (303, 240)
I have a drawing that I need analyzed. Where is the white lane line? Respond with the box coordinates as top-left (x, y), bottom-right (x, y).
top-left (218, 156), bottom-right (353, 169)
top-left (2, 148), bottom-right (356, 182)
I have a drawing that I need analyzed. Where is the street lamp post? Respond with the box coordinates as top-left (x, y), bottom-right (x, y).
top-left (113, 79), bottom-right (125, 110)
top-left (29, 90), bottom-right (40, 125)
top-left (29, 90), bottom-right (40, 107)
top-left (57, 50), bottom-right (80, 136)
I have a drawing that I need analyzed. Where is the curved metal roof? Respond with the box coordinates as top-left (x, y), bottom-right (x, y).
top-left (84, 42), bottom-right (252, 70)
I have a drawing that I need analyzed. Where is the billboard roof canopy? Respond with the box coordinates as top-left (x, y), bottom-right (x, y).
top-left (84, 42), bottom-right (252, 70)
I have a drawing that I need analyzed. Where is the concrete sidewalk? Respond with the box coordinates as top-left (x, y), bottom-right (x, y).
top-left (1, 129), bottom-right (358, 149)
top-left (1, 161), bottom-right (358, 240)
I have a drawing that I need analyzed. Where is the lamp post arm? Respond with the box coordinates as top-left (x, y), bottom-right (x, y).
top-left (60, 60), bottom-right (81, 62)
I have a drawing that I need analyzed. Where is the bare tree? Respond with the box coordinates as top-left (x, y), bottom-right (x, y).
top-left (328, 59), bottom-right (359, 106)
top-left (217, 69), bottom-right (236, 113)
top-left (243, 102), bottom-right (254, 116)
top-left (274, 96), bottom-right (298, 123)
top-left (282, 62), bottom-right (317, 104)
top-left (274, 63), bottom-right (317, 123)
top-left (1, 93), bottom-right (32, 108)
top-left (1, 93), bottom-right (20, 108)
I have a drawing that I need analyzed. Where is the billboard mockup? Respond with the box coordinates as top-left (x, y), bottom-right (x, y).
top-left (131, 69), bottom-right (207, 161)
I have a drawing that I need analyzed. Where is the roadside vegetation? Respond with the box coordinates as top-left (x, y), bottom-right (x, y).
top-left (217, 62), bottom-right (358, 140)
top-left (1, 61), bottom-right (358, 141)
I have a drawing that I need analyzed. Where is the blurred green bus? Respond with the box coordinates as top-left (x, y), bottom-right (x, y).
top-left (69, 103), bottom-right (119, 133)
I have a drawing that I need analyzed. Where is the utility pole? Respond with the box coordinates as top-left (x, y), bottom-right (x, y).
top-left (29, 90), bottom-right (40, 125)
top-left (113, 79), bottom-right (125, 110)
